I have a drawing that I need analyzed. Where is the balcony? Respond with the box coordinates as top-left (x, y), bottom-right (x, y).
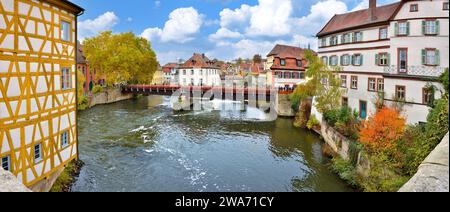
top-left (383, 66), bottom-right (446, 78)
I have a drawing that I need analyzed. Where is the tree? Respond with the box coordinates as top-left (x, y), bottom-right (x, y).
top-left (253, 54), bottom-right (262, 64)
top-left (290, 50), bottom-right (344, 114)
top-left (77, 70), bottom-right (88, 109)
top-left (359, 107), bottom-right (406, 154)
top-left (83, 31), bottom-right (159, 85)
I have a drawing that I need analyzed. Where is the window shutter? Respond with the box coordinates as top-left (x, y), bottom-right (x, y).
top-left (360, 32), bottom-right (363, 41)
top-left (422, 20), bottom-right (426, 35)
top-left (329, 57), bottom-right (332, 66)
top-left (395, 23), bottom-right (399, 36)
top-left (406, 22), bottom-right (410, 35)
top-left (387, 53), bottom-right (391, 66)
top-left (350, 55), bottom-right (354, 65)
top-left (340, 55), bottom-right (343, 65)
top-left (436, 20), bottom-right (440, 35)
top-left (360, 55), bottom-right (364, 65)
top-left (421, 49), bottom-right (426, 65)
top-left (375, 54), bottom-right (379, 66)
top-left (352, 33), bottom-right (356, 42)
top-left (436, 49), bottom-right (440, 65)
top-left (341, 35), bottom-right (344, 44)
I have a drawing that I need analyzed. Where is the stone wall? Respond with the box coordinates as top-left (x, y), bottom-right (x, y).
top-left (275, 94), bottom-right (295, 117)
top-left (0, 168), bottom-right (31, 192)
top-left (399, 132), bottom-right (449, 192)
top-left (28, 167), bottom-right (64, 192)
top-left (88, 87), bottom-right (134, 108)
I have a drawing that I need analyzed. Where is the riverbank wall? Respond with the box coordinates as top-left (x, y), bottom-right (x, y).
top-left (399, 132), bottom-right (449, 192)
top-left (275, 94), bottom-right (295, 117)
top-left (88, 87), bottom-right (134, 108)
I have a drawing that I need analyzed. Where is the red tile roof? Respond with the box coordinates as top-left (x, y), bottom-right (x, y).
top-left (317, 1), bottom-right (402, 37)
top-left (267, 44), bottom-right (312, 59)
top-left (162, 63), bottom-right (178, 73)
top-left (179, 53), bottom-right (219, 69)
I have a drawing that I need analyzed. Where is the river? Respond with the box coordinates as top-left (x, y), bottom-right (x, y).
top-left (71, 96), bottom-right (352, 192)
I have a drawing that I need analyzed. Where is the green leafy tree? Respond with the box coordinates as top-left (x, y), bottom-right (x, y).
top-left (83, 31), bottom-right (159, 85)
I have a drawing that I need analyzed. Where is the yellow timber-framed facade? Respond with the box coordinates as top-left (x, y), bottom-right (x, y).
top-left (0, 0), bottom-right (83, 191)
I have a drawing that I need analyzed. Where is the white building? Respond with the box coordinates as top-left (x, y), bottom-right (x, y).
top-left (162, 63), bottom-right (179, 85)
top-left (315, 0), bottom-right (448, 124)
top-left (178, 53), bottom-right (221, 86)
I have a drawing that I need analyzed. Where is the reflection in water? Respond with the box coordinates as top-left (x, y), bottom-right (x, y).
top-left (72, 96), bottom-right (352, 192)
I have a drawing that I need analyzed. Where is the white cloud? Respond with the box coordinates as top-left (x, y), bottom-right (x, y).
top-left (78, 11), bottom-right (119, 39)
top-left (219, 4), bottom-right (252, 30)
top-left (141, 7), bottom-right (203, 43)
top-left (155, 0), bottom-right (161, 8)
top-left (209, 28), bottom-right (242, 41)
top-left (246, 0), bottom-right (293, 37)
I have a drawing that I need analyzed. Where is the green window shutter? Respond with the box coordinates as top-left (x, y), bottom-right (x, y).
top-left (387, 53), bottom-right (391, 65)
top-left (360, 32), bottom-right (363, 41)
top-left (406, 22), bottom-right (410, 36)
top-left (340, 55), bottom-right (343, 65)
top-left (395, 23), bottom-right (399, 36)
top-left (375, 54), bottom-right (379, 66)
top-left (436, 20), bottom-right (440, 35)
top-left (341, 35), bottom-right (344, 44)
top-left (360, 55), bottom-right (364, 65)
top-left (329, 57), bottom-right (332, 65)
top-left (422, 20), bottom-right (426, 35)
top-left (436, 49), bottom-right (440, 65)
top-left (421, 49), bottom-right (426, 65)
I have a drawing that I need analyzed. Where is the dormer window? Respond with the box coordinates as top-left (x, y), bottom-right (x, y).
top-left (410, 4), bottom-right (418, 12)
top-left (280, 59), bottom-right (286, 66)
top-left (296, 60), bottom-right (302, 67)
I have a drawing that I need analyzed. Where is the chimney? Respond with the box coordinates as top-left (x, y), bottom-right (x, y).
top-left (369, 0), bottom-right (377, 21)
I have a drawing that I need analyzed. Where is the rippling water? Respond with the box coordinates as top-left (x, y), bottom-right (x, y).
top-left (71, 96), bottom-right (352, 192)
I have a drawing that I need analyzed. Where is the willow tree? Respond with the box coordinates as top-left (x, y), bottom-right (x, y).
top-left (83, 31), bottom-right (159, 85)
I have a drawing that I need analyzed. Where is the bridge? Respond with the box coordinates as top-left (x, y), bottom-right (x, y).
top-left (122, 85), bottom-right (290, 101)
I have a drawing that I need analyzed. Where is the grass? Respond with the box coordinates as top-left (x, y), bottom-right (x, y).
top-left (50, 160), bottom-right (84, 192)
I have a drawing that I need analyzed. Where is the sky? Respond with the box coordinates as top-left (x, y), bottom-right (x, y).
top-left (71, 0), bottom-right (398, 64)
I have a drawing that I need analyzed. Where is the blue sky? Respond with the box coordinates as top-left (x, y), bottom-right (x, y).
top-left (72, 0), bottom-right (397, 64)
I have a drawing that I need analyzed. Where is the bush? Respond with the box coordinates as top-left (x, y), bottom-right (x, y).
top-left (359, 107), bottom-right (406, 155)
top-left (92, 85), bottom-right (104, 94)
top-left (293, 100), bottom-right (312, 128)
top-left (330, 157), bottom-right (358, 187)
top-left (323, 106), bottom-right (360, 139)
top-left (77, 95), bottom-right (88, 110)
top-left (306, 115), bottom-right (320, 130)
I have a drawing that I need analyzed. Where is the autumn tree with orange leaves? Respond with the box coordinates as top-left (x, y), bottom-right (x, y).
top-left (359, 107), bottom-right (406, 154)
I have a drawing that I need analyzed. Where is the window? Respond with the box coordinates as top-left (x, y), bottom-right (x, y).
top-left (351, 76), bottom-right (358, 89)
top-left (354, 32), bottom-right (363, 42)
top-left (368, 78), bottom-right (376, 91)
top-left (321, 56), bottom-right (328, 65)
top-left (377, 78), bottom-right (384, 92)
top-left (423, 87), bottom-right (434, 105)
top-left (410, 4), bottom-right (418, 12)
top-left (330, 36), bottom-right (338, 45)
top-left (182, 70), bottom-right (186, 75)
top-left (280, 59), bottom-right (286, 66)
top-left (396, 86), bottom-right (406, 100)
top-left (1, 156), bottom-right (10, 171)
top-left (321, 38), bottom-right (327, 47)
top-left (61, 68), bottom-right (71, 90)
top-left (61, 131), bottom-right (69, 148)
top-left (341, 55), bottom-right (350, 66)
top-left (423, 20), bottom-right (439, 35)
top-left (444, 2), bottom-right (449, 10)
top-left (376, 53), bottom-right (389, 66)
top-left (297, 60), bottom-right (302, 67)
top-left (340, 75), bottom-right (347, 88)
top-left (330, 56), bottom-right (338, 66)
top-left (398, 48), bottom-right (408, 73)
top-left (352, 54), bottom-right (362, 66)
top-left (397, 22), bottom-right (409, 36)
top-left (61, 21), bottom-right (71, 42)
top-left (34, 143), bottom-right (42, 163)
top-left (342, 97), bottom-right (348, 107)
top-left (343, 33), bottom-right (352, 43)
top-left (422, 49), bottom-right (440, 66)
top-left (191, 70), bottom-right (194, 75)
top-left (300, 72), bottom-right (305, 79)
top-left (379, 27), bottom-right (388, 39)
top-left (359, 101), bottom-right (367, 119)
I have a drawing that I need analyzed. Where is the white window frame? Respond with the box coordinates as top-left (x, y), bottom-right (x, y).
top-left (425, 20), bottom-right (437, 35)
top-left (342, 55), bottom-right (350, 66)
top-left (377, 79), bottom-right (384, 92)
top-left (1, 155), bottom-right (10, 171)
top-left (61, 68), bottom-right (71, 90)
top-left (426, 49), bottom-right (437, 65)
top-left (368, 78), bottom-right (376, 91)
top-left (34, 143), bottom-right (42, 163)
top-left (398, 22), bottom-right (408, 35)
top-left (61, 20), bottom-right (71, 42)
top-left (380, 28), bottom-right (388, 39)
top-left (61, 131), bottom-right (69, 148)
